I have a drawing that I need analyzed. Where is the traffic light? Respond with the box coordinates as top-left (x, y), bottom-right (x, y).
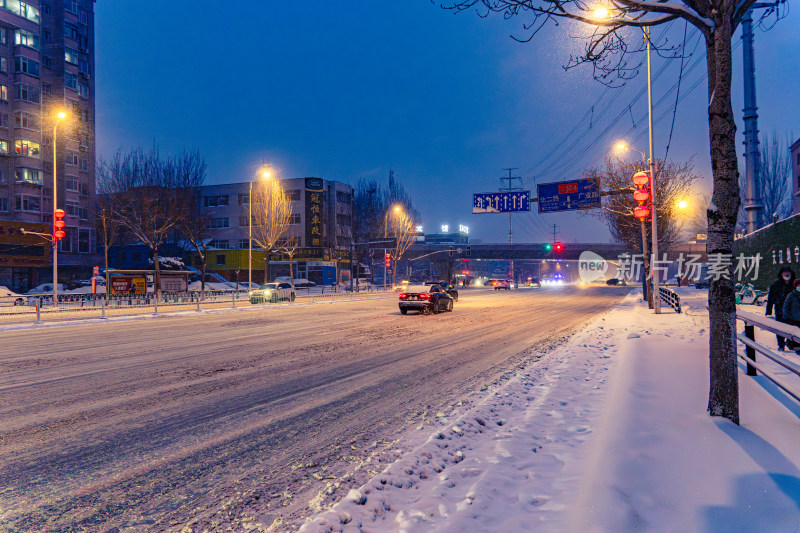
top-left (632, 171), bottom-right (651, 221)
top-left (554, 242), bottom-right (563, 252)
top-left (465, 245), bottom-right (471, 257)
top-left (53, 209), bottom-right (66, 241)
top-left (384, 253), bottom-right (391, 268)
top-left (544, 243), bottom-right (552, 251)
top-left (449, 245), bottom-right (454, 257)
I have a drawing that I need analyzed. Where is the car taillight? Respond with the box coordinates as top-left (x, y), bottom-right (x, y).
top-left (419, 293), bottom-right (431, 300)
top-left (399, 293), bottom-right (407, 300)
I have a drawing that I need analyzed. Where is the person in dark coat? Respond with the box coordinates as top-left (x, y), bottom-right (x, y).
top-left (767, 266), bottom-right (796, 350)
top-left (781, 278), bottom-right (800, 351)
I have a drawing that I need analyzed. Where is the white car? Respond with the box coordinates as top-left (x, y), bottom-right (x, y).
top-left (0, 286), bottom-right (27, 306)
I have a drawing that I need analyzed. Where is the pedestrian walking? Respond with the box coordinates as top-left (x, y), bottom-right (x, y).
top-left (767, 266), bottom-right (795, 350)
top-left (781, 278), bottom-right (800, 352)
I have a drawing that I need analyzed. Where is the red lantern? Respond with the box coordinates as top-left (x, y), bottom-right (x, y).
top-left (634, 205), bottom-right (651, 220)
top-left (53, 209), bottom-right (66, 241)
top-left (633, 189), bottom-right (650, 204)
top-left (632, 171), bottom-right (650, 187)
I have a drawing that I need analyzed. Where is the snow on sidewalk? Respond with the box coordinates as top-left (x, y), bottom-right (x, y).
top-left (301, 291), bottom-right (800, 533)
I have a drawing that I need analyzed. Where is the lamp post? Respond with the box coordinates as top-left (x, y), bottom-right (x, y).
top-left (52, 111), bottom-right (67, 307)
top-left (617, 142), bottom-right (653, 308)
top-left (383, 205), bottom-right (402, 290)
top-left (597, 7), bottom-right (661, 313)
top-left (248, 166), bottom-right (272, 290)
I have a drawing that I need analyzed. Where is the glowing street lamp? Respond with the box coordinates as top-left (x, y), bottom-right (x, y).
top-left (676, 200), bottom-right (688, 210)
top-left (52, 110), bottom-right (68, 307)
top-left (249, 164), bottom-right (273, 290)
top-left (383, 205), bottom-right (404, 290)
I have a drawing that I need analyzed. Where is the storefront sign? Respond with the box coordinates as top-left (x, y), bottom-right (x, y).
top-left (305, 177), bottom-right (324, 247)
top-left (109, 277), bottom-right (146, 295)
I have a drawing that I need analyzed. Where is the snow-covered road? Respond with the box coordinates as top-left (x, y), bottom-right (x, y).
top-left (0, 286), bottom-right (628, 532)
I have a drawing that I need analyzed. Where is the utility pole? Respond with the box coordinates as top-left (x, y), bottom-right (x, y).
top-left (741, 7), bottom-right (763, 233)
top-left (500, 168), bottom-right (523, 284)
top-left (551, 224), bottom-right (559, 244)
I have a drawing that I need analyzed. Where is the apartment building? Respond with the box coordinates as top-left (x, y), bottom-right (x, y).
top-left (196, 177), bottom-right (354, 285)
top-left (0, 0), bottom-right (96, 292)
top-left (792, 136), bottom-right (800, 216)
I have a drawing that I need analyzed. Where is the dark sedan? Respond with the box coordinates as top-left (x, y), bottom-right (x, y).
top-left (399, 284), bottom-right (454, 315)
top-left (424, 280), bottom-right (459, 302)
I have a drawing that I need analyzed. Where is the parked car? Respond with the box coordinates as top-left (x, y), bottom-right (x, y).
top-left (249, 283), bottom-right (296, 304)
top-left (423, 281), bottom-right (459, 301)
top-left (0, 286), bottom-right (26, 306)
top-left (606, 278), bottom-right (620, 286)
top-left (489, 279), bottom-right (513, 290)
top-left (398, 284), bottom-right (454, 315)
top-left (527, 277), bottom-right (542, 288)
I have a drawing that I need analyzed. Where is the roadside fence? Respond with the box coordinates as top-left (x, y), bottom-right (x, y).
top-left (0, 286), bottom-right (394, 326)
top-left (736, 310), bottom-right (800, 404)
top-left (659, 286), bottom-right (682, 313)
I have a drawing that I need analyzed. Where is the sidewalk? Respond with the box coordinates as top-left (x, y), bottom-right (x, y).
top-left (301, 291), bottom-right (800, 532)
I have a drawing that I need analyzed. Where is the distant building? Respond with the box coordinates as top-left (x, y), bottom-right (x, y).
top-left (792, 136), bottom-right (800, 215)
top-left (195, 178), bottom-right (354, 285)
top-left (0, 0), bottom-right (97, 292)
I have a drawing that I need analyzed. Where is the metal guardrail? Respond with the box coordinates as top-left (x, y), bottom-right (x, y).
top-left (736, 310), bottom-right (800, 404)
top-left (0, 286), bottom-right (394, 326)
top-left (659, 286), bottom-right (681, 313)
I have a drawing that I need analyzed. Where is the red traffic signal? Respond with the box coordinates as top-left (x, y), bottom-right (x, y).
top-left (554, 242), bottom-right (563, 252)
top-left (384, 253), bottom-right (391, 268)
top-left (54, 209), bottom-right (66, 241)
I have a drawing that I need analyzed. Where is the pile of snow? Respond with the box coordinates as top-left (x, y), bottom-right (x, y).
top-left (148, 256), bottom-right (186, 270)
top-left (302, 290), bottom-right (800, 532)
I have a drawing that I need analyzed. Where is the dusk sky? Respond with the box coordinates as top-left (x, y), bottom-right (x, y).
top-left (95, 1), bottom-right (798, 244)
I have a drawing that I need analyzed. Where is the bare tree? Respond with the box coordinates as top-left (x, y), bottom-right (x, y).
top-left (105, 146), bottom-right (204, 300)
top-left (588, 157), bottom-right (699, 250)
top-left (387, 210), bottom-right (417, 287)
top-left (443, 0), bottom-right (787, 423)
top-left (250, 178), bottom-right (292, 283)
top-left (95, 156), bottom-right (122, 301)
top-left (277, 235), bottom-right (300, 284)
top-left (737, 129), bottom-right (794, 229)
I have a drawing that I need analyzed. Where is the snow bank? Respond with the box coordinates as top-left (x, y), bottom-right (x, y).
top-left (302, 290), bottom-right (800, 532)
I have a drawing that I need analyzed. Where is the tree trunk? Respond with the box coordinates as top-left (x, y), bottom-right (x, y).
top-left (104, 242), bottom-right (110, 303)
top-left (705, 22), bottom-right (740, 424)
top-left (288, 254), bottom-right (294, 284)
top-left (201, 256), bottom-right (207, 298)
top-left (264, 253), bottom-right (270, 285)
top-left (153, 246), bottom-right (161, 302)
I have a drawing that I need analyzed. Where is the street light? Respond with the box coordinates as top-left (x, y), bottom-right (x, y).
top-left (52, 111), bottom-right (68, 307)
top-left (384, 205), bottom-right (404, 290)
top-left (248, 164), bottom-right (272, 290)
top-left (600, 8), bottom-right (661, 313)
top-left (676, 200), bottom-right (688, 210)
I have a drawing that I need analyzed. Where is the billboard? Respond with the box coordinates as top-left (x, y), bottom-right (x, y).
top-left (537, 179), bottom-right (601, 213)
top-left (472, 191), bottom-right (531, 213)
top-left (305, 177), bottom-right (324, 247)
top-left (109, 277), bottom-right (146, 295)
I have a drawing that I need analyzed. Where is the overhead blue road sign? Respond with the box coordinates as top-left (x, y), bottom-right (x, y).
top-left (473, 191), bottom-right (531, 214)
top-left (537, 179), bottom-right (600, 213)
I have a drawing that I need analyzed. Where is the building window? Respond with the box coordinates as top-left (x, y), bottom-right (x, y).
top-left (336, 214), bottom-right (351, 226)
top-left (64, 21), bottom-right (79, 41)
top-left (79, 158), bottom-right (88, 171)
top-left (203, 194), bottom-right (229, 207)
top-left (15, 194), bottom-right (40, 211)
top-left (64, 47), bottom-right (79, 65)
top-left (15, 168), bottom-right (42, 185)
top-left (0, 28), bottom-right (5, 45)
top-left (0, 115), bottom-right (7, 128)
top-left (66, 0), bottom-right (78, 14)
top-left (288, 189), bottom-right (301, 201)
top-left (238, 239), bottom-right (250, 249)
top-left (0, 140), bottom-right (7, 153)
top-left (0, 58), bottom-right (6, 74)
top-left (208, 217), bottom-right (229, 229)
top-left (238, 216), bottom-right (249, 227)
top-left (14, 29), bottom-right (39, 50)
top-left (288, 213), bottom-right (301, 225)
top-left (1, 2), bottom-right (40, 23)
top-left (65, 200), bottom-right (79, 216)
top-left (0, 170), bottom-right (5, 184)
top-left (16, 84), bottom-right (40, 104)
top-left (208, 240), bottom-right (230, 249)
top-left (65, 72), bottom-right (78, 90)
top-left (216, 253), bottom-right (226, 266)
top-left (0, 197), bottom-right (7, 212)
top-left (336, 191), bottom-right (351, 204)
top-left (15, 56), bottom-right (39, 77)
top-left (78, 59), bottom-right (88, 75)
top-left (15, 112), bottom-right (38, 130)
top-left (41, 55), bottom-right (52, 68)
top-left (41, 83), bottom-right (51, 94)
top-left (65, 177), bottom-right (79, 191)
top-left (238, 193), bottom-right (250, 205)
top-left (65, 153), bottom-right (77, 166)
top-left (0, 85), bottom-right (7, 101)
top-left (79, 9), bottom-right (88, 24)
top-left (78, 83), bottom-right (88, 98)
top-left (42, 29), bottom-right (50, 42)
top-left (78, 228), bottom-right (90, 253)
top-left (81, 109), bottom-right (89, 122)
top-left (15, 140), bottom-right (40, 157)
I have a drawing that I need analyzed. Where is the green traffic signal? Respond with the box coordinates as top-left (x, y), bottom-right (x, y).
top-left (544, 243), bottom-right (552, 251)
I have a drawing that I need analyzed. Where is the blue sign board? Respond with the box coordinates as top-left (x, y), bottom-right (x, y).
top-left (472, 191), bottom-right (531, 214)
top-left (537, 179), bottom-right (600, 213)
